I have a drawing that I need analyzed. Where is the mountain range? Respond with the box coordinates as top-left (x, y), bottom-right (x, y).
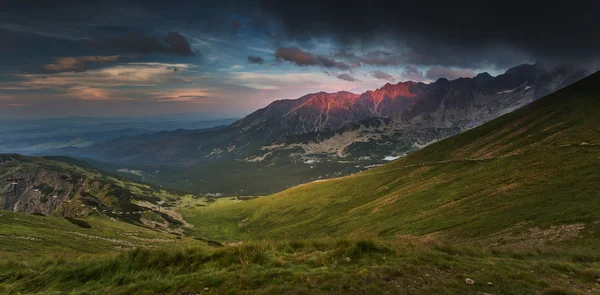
top-left (1, 69), bottom-right (599, 295)
top-left (51, 63), bottom-right (589, 194)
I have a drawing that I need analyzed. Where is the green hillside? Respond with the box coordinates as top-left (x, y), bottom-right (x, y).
top-left (0, 211), bottom-right (194, 259)
top-left (0, 154), bottom-right (191, 233)
top-left (185, 71), bottom-right (600, 244)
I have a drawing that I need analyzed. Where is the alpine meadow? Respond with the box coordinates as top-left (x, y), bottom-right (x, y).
top-left (1, 1), bottom-right (600, 294)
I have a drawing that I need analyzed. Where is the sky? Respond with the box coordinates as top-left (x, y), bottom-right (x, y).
top-left (0, 0), bottom-right (598, 119)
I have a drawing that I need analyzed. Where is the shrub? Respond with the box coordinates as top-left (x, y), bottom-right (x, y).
top-left (346, 239), bottom-right (388, 258)
top-left (64, 217), bottom-right (92, 229)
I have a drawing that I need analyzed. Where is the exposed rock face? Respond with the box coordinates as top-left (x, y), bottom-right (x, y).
top-left (235, 63), bottom-right (587, 136)
top-left (232, 82), bottom-right (421, 136)
top-left (242, 64), bottom-right (587, 164)
top-left (1, 166), bottom-right (83, 216)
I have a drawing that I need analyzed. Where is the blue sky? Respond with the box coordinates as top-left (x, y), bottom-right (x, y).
top-left (2, 0), bottom-right (595, 119)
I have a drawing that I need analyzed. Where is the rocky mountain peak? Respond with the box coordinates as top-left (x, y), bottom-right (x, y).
top-left (369, 81), bottom-right (418, 100)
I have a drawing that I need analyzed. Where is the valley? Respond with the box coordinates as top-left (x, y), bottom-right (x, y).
top-left (1, 70), bottom-right (599, 294)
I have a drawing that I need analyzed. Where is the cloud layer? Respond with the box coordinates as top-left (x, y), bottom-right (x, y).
top-left (370, 71), bottom-right (394, 82)
top-left (43, 55), bottom-right (131, 72)
top-left (1, 0), bottom-right (598, 119)
top-left (275, 47), bottom-right (350, 70)
top-left (88, 31), bottom-right (195, 56)
top-left (247, 56), bottom-right (264, 64)
top-left (336, 73), bottom-right (360, 82)
top-left (258, 0), bottom-right (600, 68)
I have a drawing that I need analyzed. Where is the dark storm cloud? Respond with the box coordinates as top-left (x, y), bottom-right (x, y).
top-left (87, 31), bottom-right (195, 56)
top-left (357, 55), bottom-right (401, 67)
top-left (400, 66), bottom-right (425, 82)
top-left (336, 73), bottom-right (360, 82)
top-left (247, 55), bottom-right (264, 64)
top-left (370, 71), bottom-right (394, 82)
top-left (165, 32), bottom-right (195, 56)
top-left (333, 50), bottom-right (357, 59)
top-left (275, 47), bottom-right (351, 70)
top-left (275, 47), bottom-right (318, 66)
top-left (257, 0), bottom-right (600, 67)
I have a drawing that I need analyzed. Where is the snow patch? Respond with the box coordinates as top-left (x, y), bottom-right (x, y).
top-left (497, 82), bottom-right (529, 94)
top-left (497, 88), bottom-right (517, 94)
top-left (365, 164), bottom-right (383, 168)
top-left (117, 169), bottom-right (144, 176)
top-left (383, 156), bottom-right (401, 161)
top-left (245, 152), bottom-right (272, 162)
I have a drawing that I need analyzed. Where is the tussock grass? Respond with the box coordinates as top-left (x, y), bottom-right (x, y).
top-left (2, 238), bottom-right (600, 294)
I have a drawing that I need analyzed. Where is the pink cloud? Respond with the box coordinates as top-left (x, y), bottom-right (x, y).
top-left (43, 55), bottom-right (131, 72)
top-left (275, 47), bottom-right (351, 70)
top-left (69, 87), bottom-right (110, 100)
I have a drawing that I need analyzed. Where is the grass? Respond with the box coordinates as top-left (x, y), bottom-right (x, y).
top-left (179, 71), bottom-right (600, 243)
top-left (0, 211), bottom-right (201, 259)
top-left (1, 237), bottom-right (599, 294)
top-left (1, 72), bottom-right (600, 294)
top-left (181, 197), bottom-right (259, 241)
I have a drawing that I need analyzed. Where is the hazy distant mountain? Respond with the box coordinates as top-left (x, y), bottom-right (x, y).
top-left (0, 118), bottom-right (238, 155)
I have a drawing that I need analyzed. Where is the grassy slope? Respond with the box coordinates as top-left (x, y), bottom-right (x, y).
top-left (2, 230), bottom-right (600, 295)
top-left (0, 211), bottom-right (194, 259)
top-left (1, 73), bottom-right (600, 294)
top-left (184, 71), bottom-right (600, 244)
top-left (0, 154), bottom-right (172, 198)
